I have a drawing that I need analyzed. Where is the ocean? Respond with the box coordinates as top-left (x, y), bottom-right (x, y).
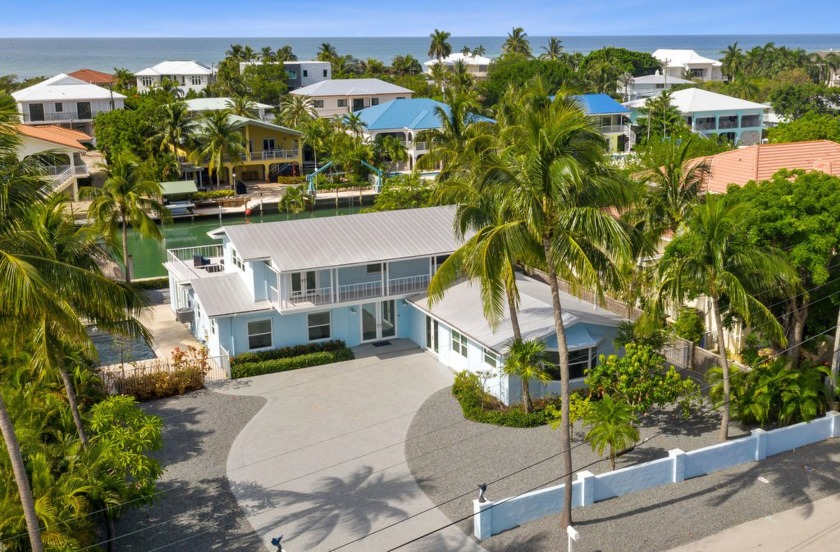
top-left (2, 35), bottom-right (840, 80)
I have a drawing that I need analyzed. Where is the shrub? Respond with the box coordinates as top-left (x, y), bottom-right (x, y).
top-left (673, 308), bottom-right (704, 344)
top-left (231, 348), bottom-right (354, 378)
top-left (451, 370), bottom-right (553, 428)
top-left (109, 346), bottom-right (210, 401)
top-left (193, 189), bottom-right (236, 201)
top-left (277, 175), bottom-right (306, 185)
top-left (230, 340), bottom-right (348, 366)
top-left (131, 277), bottom-right (169, 290)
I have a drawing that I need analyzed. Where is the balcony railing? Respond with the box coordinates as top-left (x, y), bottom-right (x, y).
top-left (277, 273), bottom-right (431, 310)
top-left (389, 274), bottom-right (430, 295)
top-left (166, 244), bottom-right (225, 279)
top-left (695, 121), bottom-right (717, 131)
top-left (413, 142), bottom-right (429, 152)
top-left (22, 111), bottom-right (99, 123)
top-left (289, 286), bottom-right (334, 306)
top-left (338, 281), bottom-right (383, 303)
top-left (238, 149), bottom-right (299, 162)
top-left (599, 124), bottom-right (630, 134)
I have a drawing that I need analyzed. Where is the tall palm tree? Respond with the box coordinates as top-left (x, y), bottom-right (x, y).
top-left (226, 43), bottom-right (245, 61)
top-left (241, 45), bottom-right (256, 63)
top-left (472, 45), bottom-right (486, 58)
top-left (653, 196), bottom-right (793, 441)
top-left (429, 62), bottom-right (448, 91)
top-left (448, 59), bottom-right (474, 93)
top-left (278, 94), bottom-right (317, 129)
top-left (502, 27), bottom-right (532, 58)
top-left (81, 152), bottom-right (167, 282)
top-left (720, 42), bottom-right (743, 80)
top-left (190, 109), bottom-right (246, 189)
top-left (342, 112), bottom-right (367, 137)
top-left (316, 42), bottom-right (338, 63)
top-left (428, 29), bottom-right (452, 61)
top-left (504, 338), bottom-right (551, 412)
top-left (584, 395), bottom-right (639, 471)
top-left (260, 46), bottom-right (275, 63)
top-left (276, 44), bottom-right (297, 62)
top-left (149, 100), bottom-right (192, 155)
top-left (540, 37), bottom-right (564, 61)
top-left (226, 95), bottom-right (257, 117)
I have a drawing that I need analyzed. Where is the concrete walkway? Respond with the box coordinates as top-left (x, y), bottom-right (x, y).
top-left (668, 493), bottom-right (840, 552)
top-left (218, 344), bottom-right (488, 552)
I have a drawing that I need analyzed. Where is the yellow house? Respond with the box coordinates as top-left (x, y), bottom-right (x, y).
top-left (185, 115), bottom-right (303, 186)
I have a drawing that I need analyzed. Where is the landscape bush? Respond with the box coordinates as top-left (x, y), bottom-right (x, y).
top-left (193, 189), bottom-right (236, 200)
top-left (131, 277), bottom-right (169, 290)
top-left (231, 348), bottom-right (354, 378)
top-left (277, 175), bottom-right (306, 185)
top-left (230, 339), bottom-right (348, 365)
top-left (451, 370), bottom-right (554, 427)
top-left (109, 346), bottom-right (210, 401)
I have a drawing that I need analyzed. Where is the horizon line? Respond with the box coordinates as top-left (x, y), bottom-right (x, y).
top-left (4, 33), bottom-right (840, 39)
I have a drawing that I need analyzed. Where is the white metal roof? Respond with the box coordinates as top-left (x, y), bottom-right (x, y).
top-left (424, 52), bottom-right (494, 67)
top-left (624, 88), bottom-right (767, 113)
top-left (184, 97), bottom-right (273, 112)
top-left (190, 273), bottom-right (272, 317)
top-left (290, 78), bottom-right (413, 97)
top-left (652, 49), bottom-right (722, 68)
top-left (410, 274), bottom-right (623, 353)
top-left (11, 74), bottom-right (126, 102)
top-left (217, 205), bottom-right (463, 272)
top-left (135, 60), bottom-right (214, 77)
top-left (631, 73), bottom-right (696, 85)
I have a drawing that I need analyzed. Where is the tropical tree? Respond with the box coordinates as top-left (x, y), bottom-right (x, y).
top-left (278, 185), bottom-right (312, 214)
top-left (583, 395), bottom-right (639, 471)
top-left (428, 29), bottom-right (452, 61)
top-left (651, 196), bottom-right (795, 441)
top-left (276, 44), bottom-right (297, 62)
top-left (189, 109), bottom-right (246, 188)
top-left (342, 112), bottom-right (367, 138)
top-left (316, 42), bottom-right (339, 63)
top-left (540, 37), bottom-right (565, 61)
top-left (372, 135), bottom-right (408, 169)
top-left (429, 62), bottom-right (448, 91)
top-left (361, 58), bottom-right (386, 75)
top-left (720, 42), bottom-right (743, 80)
top-left (82, 152), bottom-right (167, 282)
top-left (278, 94), bottom-right (317, 129)
top-left (472, 45), bottom-right (486, 58)
top-left (636, 91), bottom-right (688, 142)
top-left (226, 95), bottom-right (257, 117)
top-left (502, 27), bottom-right (532, 58)
top-left (260, 46), bottom-right (275, 63)
top-left (448, 59), bottom-right (474, 93)
top-left (149, 100), bottom-right (192, 155)
top-left (503, 338), bottom-right (551, 412)
top-left (112, 67), bottom-right (136, 92)
top-left (301, 116), bottom-right (332, 170)
top-left (391, 54), bottom-right (423, 76)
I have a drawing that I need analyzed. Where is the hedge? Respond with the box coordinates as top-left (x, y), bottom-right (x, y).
top-left (231, 348), bottom-right (354, 379)
top-left (230, 340), bottom-right (348, 366)
top-left (277, 176), bottom-right (306, 185)
top-left (451, 370), bottom-right (552, 427)
top-left (194, 190), bottom-right (236, 200)
top-left (131, 277), bottom-right (169, 290)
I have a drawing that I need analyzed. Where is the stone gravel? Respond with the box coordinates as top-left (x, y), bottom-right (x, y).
top-left (405, 388), bottom-right (840, 552)
top-left (113, 388), bottom-right (267, 551)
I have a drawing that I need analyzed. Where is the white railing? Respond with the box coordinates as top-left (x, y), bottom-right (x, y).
top-left (237, 149), bottom-right (299, 162)
top-left (599, 124), bottom-right (628, 134)
top-left (269, 286), bottom-right (279, 305)
top-left (208, 348), bottom-right (231, 379)
top-left (388, 274), bottom-right (430, 295)
top-left (166, 244), bottom-right (225, 279)
top-left (413, 141), bottom-right (429, 152)
top-left (338, 281), bottom-right (383, 303)
top-left (43, 166), bottom-right (74, 193)
top-left (287, 286), bottom-right (333, 306)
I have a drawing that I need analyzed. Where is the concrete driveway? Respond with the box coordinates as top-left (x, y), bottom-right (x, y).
top-left (218, 341), bottom-right (487, 552)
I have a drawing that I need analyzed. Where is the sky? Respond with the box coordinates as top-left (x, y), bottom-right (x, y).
top-left (3, 0), bottom-right (840, 37)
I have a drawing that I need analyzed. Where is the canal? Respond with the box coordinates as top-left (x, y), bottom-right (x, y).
top-left (127, 206), bottom-right (364, 279)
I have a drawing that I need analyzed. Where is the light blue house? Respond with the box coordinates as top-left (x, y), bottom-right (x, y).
top-left (624, 88), bottom-right (767, 146)
top-left (355, 98), bottom-right (493, 170)
top-left (165, 206), bottom-right (623, 404)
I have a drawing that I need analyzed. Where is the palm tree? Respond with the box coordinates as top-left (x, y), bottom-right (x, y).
top-left (502, 27), bottom-right (532, 58)
top-left (373, 135), bottom-right (408, 169)
top-left (504, 338), bottom-right (551, 412)
top-left (149, 100), bottom-right (191, 156)
top-left (225, 95), bottom-right (258, 117)
top-left (448, 59), bottom-right (474, 93)
top-left (278, 185), bottom-right (312, 214)
top-left (342, 112), bottom-right (367, 137)
top-left (81, 152), bottom-right (167, 282)
top-left (260, 46), bottom-right (275, 63)
top-left (721, 42), bottom-right (743, 80)
top-left (278, 94), bottom-right (317, 129)
top-left (391, 54), bottom-right (422, 76)
top-left (429, 62), bottom-right (448, 91)
top-left (472, 45), bottom-right (486, 58)
top-left (316, 42), bottom-right (338, 63)
top-left (190, 109), bottom-right (246, 188)
top-left (584, 395), bottom-right (639, 471)
top-left (276, 45), bottom-right (297, 62)
top-left (112, 67), bottom-right (136, 92)
top-left (428, 29), bottom-right (452, 61)
top-left (540, 37), bottom-right (564, 61)
top-left (226, 43), bottom-right (245, 60)
top-left (653, 196), bottom-right (794, 441)
top-left (241, 45), bottom-right (256, 63)
top-left (361, 58), bottom-right (386, 75)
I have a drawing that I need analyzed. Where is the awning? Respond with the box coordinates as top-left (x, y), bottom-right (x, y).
top-left (159, 180), bottom-right (198, 196)
top-left (564, 325), bottom-right (600, 350)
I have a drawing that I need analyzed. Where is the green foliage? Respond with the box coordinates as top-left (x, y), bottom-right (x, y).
top-left (113, 346), bottom-right (211, 401)
top-left (586, 343), bottom-right (700, 417)
top-left (767, 112), bottom-right (840, 143)
top-left (707, 360), bottom-right (829, 426)
top-left (546, 391), bottom-right (592, 426)
top-left (93, 107), bottom-right (155, 159)
top-left (363, 175), bottom-right (433, 212)
top-left (614, 320), bottom-right (667, 350)
top-left (230, 340), bottom-right (348, 365)
top-left (277, 175), bottom-right (306, 185)
top-left (769, 83), bottom-right (840, 119)
top-left (503, 337), bottom-right (551, 412)
top-left (451, 371), bottom-right (554, 427)
top-left (582, 47), bottom-right (661, 77)
top-left (278, 184), bottom-right (313, 214)
top-left (193, 189), bottom-right (236, 200)
top-left (130, 277), bottom-right (169, 290)
top-left (231, 348), bottom-right (355, 379)
top-left (480, 58), bottom-right (576, 106)
top-left (673, 308), bottom-right (705, 344)
top-left (583, 394), bottom-right (640, 470)
top-left (240, 63), bottom-right (288, 105)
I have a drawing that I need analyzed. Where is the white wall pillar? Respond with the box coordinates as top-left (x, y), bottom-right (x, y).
top-left (473, 499), bottom-right (494, 540)
top-left (752, 428), bottom-right (768, 461)
top-left (576, 470), bottom-right (595, 506)
top-left (669, 449), bottom-right (686, 483)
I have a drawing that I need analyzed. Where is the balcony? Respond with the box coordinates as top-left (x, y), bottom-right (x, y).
top-left (238, 149), bottom-right (300, 162)
top-left (165, 244), bottom-right (225, 280)
top-left (599, 124), bottom-right (630, 135)
top-left (22, 111), bottom-right (100, 123)
top-left (413, 142), bottom-right (429, 152)
top-left (276, 273), bottom-right (430, 311)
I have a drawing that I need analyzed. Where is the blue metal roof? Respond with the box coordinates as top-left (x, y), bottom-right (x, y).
top-left (574, 94), bottom-right (629, 116)
top-left (356, 98), bottom-right (493, 131)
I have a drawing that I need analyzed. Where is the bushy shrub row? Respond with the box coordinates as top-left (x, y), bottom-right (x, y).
top-left (131, 277), bottom-right (169, 290)
top-left (194, 189), bottom-right (236, 200)
top-left (231, 348), bottom-right (354, 379)
top-left (451, 371), bottom-right (552, 428)
top-left (277, 176), bottom-right (306, 185)
top-left (230, 340), bottom-right (348, 366)
top-left (119, 367), bottom-right (207, 401)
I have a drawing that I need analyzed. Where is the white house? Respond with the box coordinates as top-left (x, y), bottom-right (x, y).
top-left (184, 97), bottom-right (274, 121)
top-left (652, 49), bottom-right (723, 82)
top-left (239, 60), bottom-right (332, 91)
top-left (625, 71), bottom-right (696, 101)
top-left (424, 52), bottom-right (494, 79)
top-left (289, 78), bottom-right (413, 118)
top-left (135, 61), bottom-right (215, 95)
top-left (15, 124), bottom-right (90, 199)
top-left (625, 88), bottom-right (767, 145)
top-left (11, 74), bottom-right (125, 137)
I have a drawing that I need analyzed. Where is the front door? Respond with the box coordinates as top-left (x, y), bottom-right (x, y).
top-left (425, 316), bottom-right (439, 353)
top-left (352, 98), bottom-right (365, 111)
top-left (291, 271), bottom-right (317, 300)
top-left (361, 300), bottom-right (396, 341)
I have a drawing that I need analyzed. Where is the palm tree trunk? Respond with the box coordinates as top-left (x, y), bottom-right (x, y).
top-left (711, 297), bottom-right (730, 441)
top-left (58, 365), bottom-right (89, 447)
top-left (610, 449), bottom-right (616, 471)
top-left (786, 296), bottom-right (808, 370)
top-left (545, 238), bottom-right (573, 529)
top-left (0, 395), bottom-right (44, 552)
top-left (507, 286), bottom-right (530, 410)
top-left (121, 217), bottom-right (130, 283)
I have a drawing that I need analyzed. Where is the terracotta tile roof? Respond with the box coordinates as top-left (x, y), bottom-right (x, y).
top-left (67, 68), bottom-right (116, 85)
top-left (695, 140), bottom-right (840, 193)
top-left (16, 124), bottom-right (90, 150)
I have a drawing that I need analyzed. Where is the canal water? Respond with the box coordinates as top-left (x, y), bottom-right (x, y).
top-left (127, 205), bottom-right (364, 279)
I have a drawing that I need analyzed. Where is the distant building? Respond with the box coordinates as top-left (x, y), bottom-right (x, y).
top-left (625, 71), bottom-right (695, 101)
top-left (625, 88), bottom-right (766, 145)
top-left (424, 52), bottom-right (493, 79)
top-left (67, 68), bottom-right (116, 86)
top-left (240, 61), bottom-right (332, 91)
top-left (290, 78), bottom-right (413, 118)
top-left (15, 124), bottom-right (91, 199)
top-left (11, 73), bottom-right (125, 136)
top-left (184, 97), bottom-right (274, 121)
top-left (575, 94), bottom-right (635, 153)
top-left (652, 49), bottom-right (723, 82)
top-left (135, 61), bottom-right (215, 95)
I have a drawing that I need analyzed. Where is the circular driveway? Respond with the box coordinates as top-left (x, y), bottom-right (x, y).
top-left (219, 344), bottom-right (487, 552)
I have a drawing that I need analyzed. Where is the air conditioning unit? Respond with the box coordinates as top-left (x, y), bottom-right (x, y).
top-left (176, 308), bottom-right (195, 324)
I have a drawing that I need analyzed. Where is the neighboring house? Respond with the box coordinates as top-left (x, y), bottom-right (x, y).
top-left (164, 205), bottom-right (622, 405)
top-left (184, 97), bottom-right (274, 121)
top-left (67, 68), bottom-right (116, 86)
top-left (575, 94), bottom-right (635, 153)
top-left (652, 49), bottom-right (724, 82)
top-left (11, 73), bottom-right (125, 136)
top-left (625, 88), bottom-right (767, 145)
top-left (692, 140), bottom-right (840, 194)
top-left (423, 52), bottom-right (493, 79)
top-left (15, 124), bottom-right (90, 199)
top-left (625, 71), bottom-right (695, 101)
top-left (240, 61), bottom-right (332, 91)
top-left (354, 98), bottom-right (493, 171)
top-left (135, 61), bottom-right (215, 94)
top-left (180, 115), bottom-right (302, 186)
top-left (814, 51), bottom-right (840, 87)
top-left (289, 78), bottom-right (413, 118)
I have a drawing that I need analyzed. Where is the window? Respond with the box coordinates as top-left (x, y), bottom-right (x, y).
top-left (719, 115), bottom-right (738, 129)
top-left (568, 348), bottom-right (596, 380)
top-left (323, 69), bottom-right (328, 77)
top-left (29, 103), bottom-right (45, 122)
top-left (76, 101), bottom-right (91, 120)
top-left (308, 312), bottom-right (331, 341)
top-left (211, 321), bottom-right (216, 335)
top-left (366, 263), bottom-right (382, 274)
top-left (303, 70), bottom-right (309, 77)
top-left (190, 75), bottom-right (203, 85)
top-left (690, 68), bottom-right (705, 78)
top-left (140, 76), bottom-right (153, 87)
top-left (695, 117), bottom-right (716, 131)
top-left (741, 114), bottom-right (760, 127)
top-left (337, 99), bottom-right (348, 108)
top-left (396, 96), bottom-right (406, 100)
top-left (371, 98), bottom-right (379, 106)
top-left (247, 319), bottom-right (272, 350)
top-left (263, 138), bottom-right (276, 152)
top-left (232, 249), bottom-right (245, 271)
top-left (451, 330), bottom-right (468, 357)
top-left (313, 99), bottom-right (324, 108)
top-left (483, 348), bottom-right (497, 368)
top-left (54, 102), bottom-right (63, 112)
top-left (655, 83), bottom-right (665, 89)
top-left (286, 70), bottom-right (297, 79)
